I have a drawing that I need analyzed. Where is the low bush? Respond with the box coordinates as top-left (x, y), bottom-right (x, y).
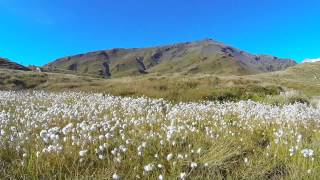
top-left (263, 90), bottom-right (311, 106)
top-left (206, 85), bottom-right (282, 102)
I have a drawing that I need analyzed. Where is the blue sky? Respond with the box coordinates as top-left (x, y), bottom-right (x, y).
top-left (0, 0), bottom-right (319, 65)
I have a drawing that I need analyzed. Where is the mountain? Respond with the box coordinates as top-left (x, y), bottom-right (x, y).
top-left (0, 57), bottom-right (30, 71)
top-left (45, 39), bottom-right (297, 78)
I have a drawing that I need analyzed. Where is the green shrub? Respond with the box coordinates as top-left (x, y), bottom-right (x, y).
top-left (207, 85), bottom-right (281, 102)
top-left (263, 90), bottom-right (311, 105)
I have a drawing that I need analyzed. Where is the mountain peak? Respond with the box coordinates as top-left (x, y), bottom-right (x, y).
top-left (200, 38), bottom-right (214, 42)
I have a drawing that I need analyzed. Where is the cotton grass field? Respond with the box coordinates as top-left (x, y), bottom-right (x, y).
top-left (1, 91), bottom-right (320, 179)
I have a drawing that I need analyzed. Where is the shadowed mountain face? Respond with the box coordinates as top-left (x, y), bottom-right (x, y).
top-left (45, 39), bottom-right (297, 78)
top-left (0, 58), bottom-right (30, 71)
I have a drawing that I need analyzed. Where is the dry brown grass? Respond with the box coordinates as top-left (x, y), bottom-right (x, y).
top-left (1, 67), bottom-right (320, 102)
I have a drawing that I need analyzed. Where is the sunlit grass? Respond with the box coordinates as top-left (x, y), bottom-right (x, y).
top-left (0, 91), bottom-right (319, 179)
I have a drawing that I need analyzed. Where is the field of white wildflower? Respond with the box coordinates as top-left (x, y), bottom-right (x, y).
top-left (0, 91), bottom-right (320, 179)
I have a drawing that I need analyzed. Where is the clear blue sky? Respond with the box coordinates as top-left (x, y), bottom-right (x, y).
top-left (0, 0), bottom-right (319, 65)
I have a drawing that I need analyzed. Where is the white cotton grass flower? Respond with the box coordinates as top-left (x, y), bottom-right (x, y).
top-left (190, 162), bottom-right (197, 168)
top-left (177, 154), bottom-right (183, 160)
top-left (142, 142), bottom-right (147, 147)
top-left (99, 145), bottom-right (105, 152)
top-left (144, 163), bottom-right (154, 172)
top-left (157, 164), bottom-right (163, 168)
top-left (244, 157), bottom-right (249, 165)
top-left (158, 174), bottom-right (164, 180)
top-left (301, 149), bottom-right (314, 158)
top-left (36, 151), bottom-right (41, 158)
top-left (297, 134), bottom-right (303, 143)
top-left (180, 172), bottom-right (187, 179)
top-left (289, 146), bottom-right (298, 156)
top-left (98, 135), bottom-right (104, 141)
top-left (167, 153), bottom-right (173, 161)
top-left (112, 173), bottom-right (120, 180)
top-left (197, 148), bottom-right (202, 154)
top-left (98, 154), bottom-right (104, 160)
top-left (79, 150), bottom-right (88, 157)
top-left (160, 140), bottom-right (164, 146)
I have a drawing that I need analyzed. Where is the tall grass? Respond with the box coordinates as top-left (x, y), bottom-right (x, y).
top-left (0, 91), bottom-right (319, 179)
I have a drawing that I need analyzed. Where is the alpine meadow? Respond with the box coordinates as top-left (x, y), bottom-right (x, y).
top-left (1, 0), bottom-right (320, 179)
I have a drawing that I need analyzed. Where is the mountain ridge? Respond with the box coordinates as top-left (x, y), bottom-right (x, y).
top-left (0, 57), bottom-right (30, 71)
top-left (45, 39), bottom-right (297, 78)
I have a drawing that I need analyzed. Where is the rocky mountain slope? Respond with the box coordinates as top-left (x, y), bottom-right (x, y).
top-left (0, 57), bottom-right (30, 71)
top-left (45, 39), bottom-right (297, 78)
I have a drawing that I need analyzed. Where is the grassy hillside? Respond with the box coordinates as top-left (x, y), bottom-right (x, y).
top-left (2, 62), bottom-right (320, 103)
top-left (0, 69), bottom-right (105, 91)
top-left (0, 69), bottom-right (283, 102)
top-left (253, 62), bottom-right (320, 96)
